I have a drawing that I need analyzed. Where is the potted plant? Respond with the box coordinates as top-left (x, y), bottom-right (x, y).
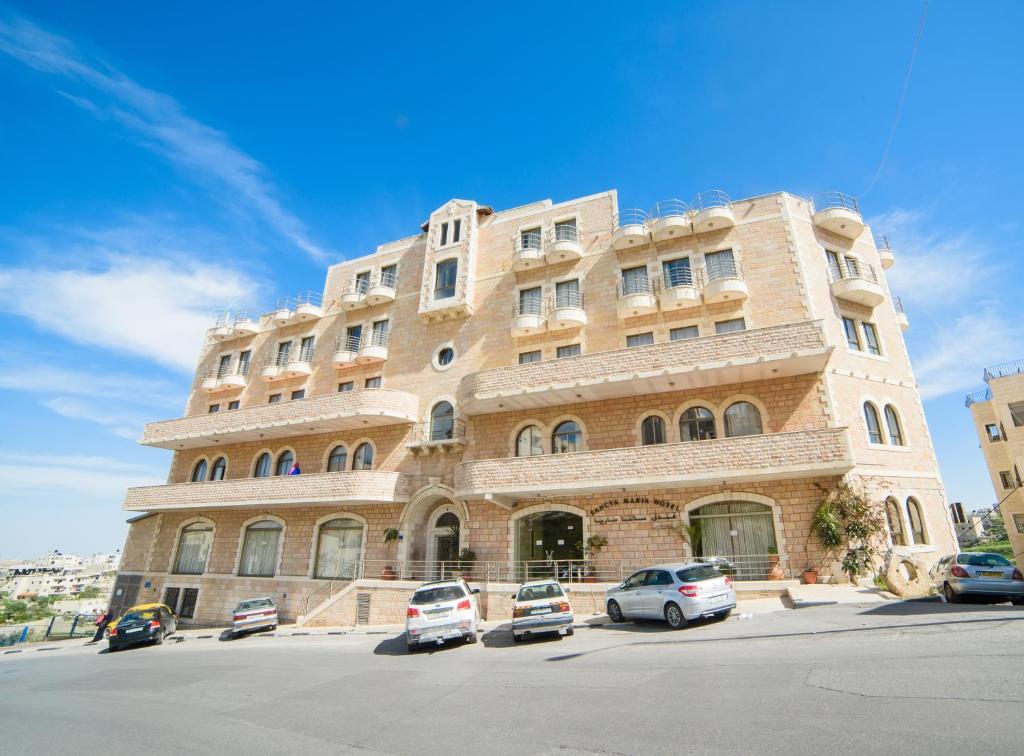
top-left (381, 527), bottom-right (400, 580)
top-left (806, 482), bottom-right (886, 585)
top-left (582, 534), bottom-right (608, 583)
top-left (766, 546), bottom-right (785, 581)
top-left (674, 521), bottom-right (702, 557)
top-left (801, 566), bottom-right (819, 585)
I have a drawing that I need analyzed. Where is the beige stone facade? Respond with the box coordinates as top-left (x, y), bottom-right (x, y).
top-left (966, 362), bottom-right (1024, 560)
top-left (115, 188), bottom-right (957, 624)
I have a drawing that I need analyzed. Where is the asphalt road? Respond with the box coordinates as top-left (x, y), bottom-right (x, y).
top-left (2, 600), bottom-right (1022, 755)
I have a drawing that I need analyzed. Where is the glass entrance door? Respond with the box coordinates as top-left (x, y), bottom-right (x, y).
top-left (689, 501), bottom-right (777, 580)
top-left (515, 511), bottom-right (583, 580)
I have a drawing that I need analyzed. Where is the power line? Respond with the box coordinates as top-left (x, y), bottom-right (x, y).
top-left (860, 0), bottom-right (930, 199)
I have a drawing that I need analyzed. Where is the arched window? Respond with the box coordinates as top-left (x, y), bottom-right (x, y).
top-left (210, 457), bottom-right (227, 481)
top-left (906, 498), bottom-right (926, 545)
top-left (680, 407), bottom-right (716, 442)
top-left (238, 519), bottom-right (283, 577)
top-left (314, 518), bottom-right (364, 579)
top-left (191, 459), bottom-right (208, 482)
top-left (430, 401), bottom-right (455, 441)
top-left (274, 450), bottom-right (294, 476)
top-left (173, 522), bottom-right (213, 574)
top-left (253, 452), bottom-right (271, 478)
top-left (724, 402), bottom-right (763, 437)
top-left (516, 425), bottom-right (543, 457)
top-left (327, 445), bottom-right (348, 472)
top-left (352, 442), bottom-right (374, 470)
top-left (551, 421), bottom-right (582, 454)
top-left (864, 403), bottom-right (883, 444)
top-left (641, 415), bottom-right (666, 445)
top-left (884, 405), bottom-right (905, 446)
top-left (885, 497), bottom-right (906, 546)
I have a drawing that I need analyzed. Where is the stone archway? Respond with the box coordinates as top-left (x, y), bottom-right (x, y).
top-left (398, 483), bottom-right (469, 564)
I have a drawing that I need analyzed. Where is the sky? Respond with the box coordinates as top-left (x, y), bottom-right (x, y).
top-left (1, 1), bottom-right (1022, 558)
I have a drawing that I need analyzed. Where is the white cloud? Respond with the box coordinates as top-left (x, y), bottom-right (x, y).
top-left (0, 12), bottom-right (328, 262)
top-left (0, 452), bottom-right (160, 473)
top-left (43, 397), bottom-right (151, 440)
top-left (0, 357), bottom-right (181, 407)
top-left (0, 459), bottom-right (163, 501)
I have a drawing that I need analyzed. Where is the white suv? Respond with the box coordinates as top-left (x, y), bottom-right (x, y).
top-left (406, 579), bottom-right (480, 651)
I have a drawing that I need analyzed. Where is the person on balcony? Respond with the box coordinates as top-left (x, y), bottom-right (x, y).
top-left (289, 461), bottom-right (301, 475)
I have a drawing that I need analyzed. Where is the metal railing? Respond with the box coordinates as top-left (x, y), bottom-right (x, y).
top-left (827, 260), bottom-right (877, 284)
top-left (984, 359), bottom-right (1024, 382)
top-left (513, 231), bottom-right (544, 254)
top-left (232, 309), bottom-right (261, 327)
top-left (335, 334), bottom-right (362, 353)
top-left (294, 291), bottom-right (323, 308)
top-left (691, 189), bottom-right (731, 211)
top-left (703, 257), bottom-right (743, 282)
top-left (264, 345), bottom-right (313, 369)
top-left (513, 297), bottom-right (545, 318)
top-left (965, 388), bottom-right (993, 407)
top-left (372, 270), bottom-right (398, 290)
top-left (894, 297), bottom-right (906, 314)
top-left (549, 289), bottom-right (584, 311)
top-left (345, 277), bottom-right (371, 296)
top-left (876, 234), bottom-right (895, 254)
top-left (549, 224), bottom-right (579, 244)
top-left (0, 614), bottom-right (101, 646)
top-left (362, 330), bottom-right (390, 349)
top-left (300, 577), bottom-right (357, 615)
top-left (617, 276), bottom-right (655, 298)
top-left (649, 198), bottom-right (690, 220)
top-left (815, 190), bottom-right (860, 214)
top-left (615, 208), bottom-right (649, 228)
top-left (411, 417), bottom-right (467, 444)
top-left (204, 357), bottom-right (250, 381)
top-left (658, 266), bottom-right (697, 290)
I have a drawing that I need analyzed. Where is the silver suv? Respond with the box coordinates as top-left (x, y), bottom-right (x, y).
top-left (606, 563), bottom-right (736, 629)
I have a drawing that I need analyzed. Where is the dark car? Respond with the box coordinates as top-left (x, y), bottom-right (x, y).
top-left (107, 604), bottom-right (176, 651)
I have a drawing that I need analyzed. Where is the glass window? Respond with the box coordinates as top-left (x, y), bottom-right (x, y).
top-left (521, 227), bottom-right (541, 250)
top-left (430, 401), bottom-right (455, 441)
top-left (552, 421), bottom-right (582, 454)
top-left (843, 256), bottom-right (861, 278)
top-left (314, 518), bottom-right (363, 579)
top-left (238, 350), bottom-right (251, 375)
top-left (268, 393), bottom-right (282, 404)
top-left (620, 265), bottom-right (650, 295)
top-left (1009, 402), bottom-right (1024, 427)
top-left (680, 407), bottom-right (716, 442)
top-left (274, 450), bottom-right (294, 476)
top-left (354, 270), bottom-right (371, 292)
top-left (275, 341), bottom-right (291, 366)
top-left (627, 332), bottom-right (654, 348)
top-left (862, 322), bottom-right (881, 355)
top-left (517, 583), bottom-right (564, 601)
top-left (437, 347), bottom-right (455, 366)
top-left (238, 520), bottom-right (282, 577)
top-left (298, 336), bottom-right (315, 361)
top-left (518, 286), bottom-right (543, 316)
top-left (864, 403), bottom-right (883, 444)
top-left (191, 459), bottom-right (208, 482)
top-left (985, 423), bottom-right (1001, 442)
top-left (670, 325), bottom-right (699, 341)
top-left (553, 218), bottom-right (577, 242)
top-left (439, 222), bottom-right (449, 246)
top-left (338, 381), bottom-right (354, 393)
top-left (411, 585), bottom-right (467, 605)
top-left (843, 317), bottom-right (861, 350)
top-left (352, 443), bottom-right (374, 470)
top-left (724, 401), bottom-right (763, 437)
top-left (557, 344), bottom-right (581, 359)
top-left (370, 319), bottom-right (390, 347)
top-left (210, 457), bottom-right (227, 481)
top-left (452, 218), bottom-right (462, 243)
top-left (641, 415), bottom-right (666, 445)
top-left (173, 522), bottom-right (213, 575)
top-left (885, 498), bottom-right (906, 546)
top-left (662, 257), bottom-right (692, 288)
top-left (705, 249), bottom-right (737, 280)
top-left (208, 404), bottom-right (220, 414)
top-left (884, 405), bottom-right (905, 445)
top-left (434, 258), bottom-right (458, 300)
top-left (516, 425), bottom-right (543, 457)
top-left (344, 325), bottom-right (362, 351)
top-left (365, 377), bottom-right (382, 389)
top-left (228, 400), bottom-right (240, 410)
top-left (253, 452), bottom-right (271, 478)
top-left (1014, 513), bottom-right (1024, 534)
top-left (825, 250), bottom-right (841, 278)
top-left (715, 318), bottom-right (746, 335)
top-left (519, 350), bottom-right (541, 364)
top-left (327, 446), bottom-right (347, 472)
top-left (676, 565), bottom-right (722, 582)
top-left (906, 498), bottom-right (926, 544)
top-left (379, 264), bottom-right (397, 288)
top-left (555, 279), bottom-right (581, 308)
top-left (957, 552), bottom-right (1011, 568)
top-left (291, 389), bottom-right (305, 401)
top-left (999, 471), bottom-right (1013, 489)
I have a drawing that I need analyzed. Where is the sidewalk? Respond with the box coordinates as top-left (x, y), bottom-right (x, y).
top-left (786, 583), bottom-right (894, 608)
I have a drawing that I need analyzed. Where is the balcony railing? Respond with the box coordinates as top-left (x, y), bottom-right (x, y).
top-left (894, 296), bottom-right (905, 314)
top-left (514, 231), bottom-right (544, 254)
top-left (658, 266), bottom-right (697, 290)
top-left (372, 270), bottom-right (397, 290)
top-left (549, 224), bottom-right (579, 244)
top-left (692, 189), bottom-right (731, 212)
top-left (335, 334), bottom-right (362, 353)
top-left (294, 291), bottom-right (323, 308)
top-left (363, 330), bottom-right (391, 349)
top-left (346, 277), bottom-right (371, 296)
top-left (409, 418), bottom-right (467, 445)
top-left (828, 260), bottom-right (877, 284)
top-left (615, 208), bottom-right (649, 228)
top-left (814, 190), bottom-right (860, 214)
top-left (984, 359), bottom-right (1024, 382)
top-left (548, 289), bottom-right (584, 311)
top-left (616, 277), bottom-right (655, 297)
top-left (650, 198), bottom-right (690, 220)
top-left (513, 298), bottom-right (545, 318)
top-left (965, 388), bottom-right (993, 407)
top-left (703, 258), bottom-right (742, 283)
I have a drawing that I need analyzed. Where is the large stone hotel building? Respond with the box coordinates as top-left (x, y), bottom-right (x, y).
top-left (115, 188), bottom-right (957, 624)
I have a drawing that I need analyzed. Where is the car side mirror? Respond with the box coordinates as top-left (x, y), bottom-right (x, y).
top-left (471, 588), bottom-right (480, 594)
top-left (511, 594), bottom-right (517, 599)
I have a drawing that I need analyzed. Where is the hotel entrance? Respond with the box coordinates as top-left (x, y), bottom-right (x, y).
top-left (514, 510), bottom-right (584, 579)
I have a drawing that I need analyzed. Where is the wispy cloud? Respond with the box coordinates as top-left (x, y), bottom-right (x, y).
top-left (0, 11), bottom-right (329, 262)
top-left (0, 452), bottom-right (164, 500)
top-left (43, 397), bottom-right (151, 440)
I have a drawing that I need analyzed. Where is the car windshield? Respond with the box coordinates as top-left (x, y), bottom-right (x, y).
top-left (120, 611), bottom-right (156, 623)
top-left (237, 599), bottom-right (274, 612)
top-left (676, 565), bottom-right (723, 582)
top-left (411, 586), bottom-right (466, 605)
top-left (517, 584), bottom-right (564, 602)
top-left (957, 553), bottom-right (1012, 567)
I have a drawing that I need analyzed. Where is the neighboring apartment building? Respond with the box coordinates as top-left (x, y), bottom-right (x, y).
top-left (2, 550), bottom-right (120, 599)
top-left (966, 361), bottom-right (1024, 559)
top-left (116, 188), bottom-right (957, 624)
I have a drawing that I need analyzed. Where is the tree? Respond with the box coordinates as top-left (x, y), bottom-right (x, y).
top-left (810, 482), bottom-right (887, 579)
top-left (984, 513), bottom-right (1008, 543)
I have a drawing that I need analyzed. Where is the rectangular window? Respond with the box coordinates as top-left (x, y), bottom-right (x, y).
top-left (299, 335), bottom-right (315, 361)
top-left (275, 341), bottom-right (291, 366)
top-left (521, 227), bottom-right (541, 250)
top-left (985, 423), bottom-right (1002, 442)
top-left (217, 353), bottom-right (232, 377)
top-left (452, 219), bottom-right (462, 243)
top-left (844, 256), bottom-right (861, 278)
top-left (627, 332), bottom-right (654, 348)
top-left (519, 350), bottom-right (541, 364)
top-left (434, 258), bottom-right (458, 300)
top-left (371, 319), bottom-right (390, 347)
top-left (554, 218), bottom-right (576, 242)
top-left (338, 381), bottom-right (354, 393)
top-left (344, 324), bottom-right (362, 351)
top-left (268, 393), bottom-right (282, 404)
top-left (518, 286), bottom-right (543, 316)
top-left (290, 389), bottom-right (305, 401)
top-left (662, 257), bottom-right (692, 288)
top-left (705, 249), bottom-right (737, 280)
top-left (364, 377), bottom-right (382, 389)
top-left (379, 264), bottom-right (397, 288)
top-left (440, 222), bottom-right (449, 246)
top-left (862, 322), bottom-right (881, 355)
top-left (228, 400), bottom-right (240, 410)
top-left (1014, 513), bottom-right (1024, 535)
top-left (825, 250), bottom-right (841, 277)
top-left (557, 344), bottom-right (581, 359)
top-left (999, 471), bottom-right (1014, 489)
top-left (179, 588), bottom-right (199, 619)
top-left (670, 325), bottom-right (699, 341)
top-left (354, 270), bottom-right (371, 293)
top-left (208, 404), bottom-right (220, 414)
top-left (620, 265), bottom-right (649, 295)
top-left (237, 350), bottom-right (251, 375)
top-left (842, 317), bottom-right (861, 350)
top-left (1009, 402), bottom-right (1024, 427)
top-left (715, 318), bottom-right (746, 335)
top-left (555, 278), bottom-right (581, 308)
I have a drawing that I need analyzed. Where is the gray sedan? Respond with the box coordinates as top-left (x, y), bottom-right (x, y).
top-left (930, 552), bottom-right (1024, 604)
top-left (606, 563), bottom-right (736, 629)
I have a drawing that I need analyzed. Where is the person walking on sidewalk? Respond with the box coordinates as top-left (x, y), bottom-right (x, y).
top-left (91, 608), bottom-right (114, 642)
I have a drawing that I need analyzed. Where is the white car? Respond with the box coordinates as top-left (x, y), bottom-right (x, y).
top-left (606, 563), bottom-right (736, 629)
top-left (406, 578), bottom-right (480, 651)
top-left (511, 580), bottom-right (575, 642)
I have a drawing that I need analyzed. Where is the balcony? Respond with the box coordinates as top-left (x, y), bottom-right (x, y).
top-left (611, 209), bottom-right (651, 250)
top-left (231, 310), bottom-right (261, 337)
top-left (358, 331), bottom-right (390, 364)
top-left (616, 278), bottom-right (658, 318)
top-left (459, 320), bottom-right (831, 415)
top-left (691, 190), bottom-right (735, 234)
top-left (656, 270), bottom-right (701, 310)
top-left (292, 291), bottom-right (323, 322)
top-left (406, 419), bottom-right (467, 455)
top-left (511, 232), bottom-right (545, 270)
top-left (200, 360), bottom-right (250, 392)
top-left (702, 259), bottom-right (748, 303)
top-left (365, 272), bottom-right (397, 305)
top-left (341, 278), bottom-right (370, 311)
top-left (649, 199), bottom-right (692, 242)
top-left (546, 225), bottom-right (583, 263)
top-left (829, 261), bottom-right (884, 307)
top-left (546, 291), bottom-right (587, 331)
top-left (894, 297), bottom-right (909, 332)
top-left (332, 335), bottom-right (361, 367)
top-left (123, 471), bottom-right (414, 512)
top-left (262, 347), bottom-right (314, 380)
top-left (511, 300), bottom-right (546, 338)
top-left (140, 388), bottom-right (420, 449)
top-left (812, 191), bottom-right (864, 239)
top-left (876, 235), bottom-right (896, 269)
top-left (455, 428), bottom-right (854, 500)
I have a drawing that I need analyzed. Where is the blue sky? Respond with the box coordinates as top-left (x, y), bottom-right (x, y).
top-left (1, 2), bottom-right (1021, 558)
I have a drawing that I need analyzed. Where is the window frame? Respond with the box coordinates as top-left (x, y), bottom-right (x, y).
top-left (714, 317), bottom-right (746, 335)
top-left (515, 425), bottom-right (544, 457)
top-left (861, 322), bottom-right (882, 355)
top-left (352, 442), bottom-right (374, 471)
top-left (670, 325), bottom-right (699, 341)
top-left (884, 404), bottom-right (905, 446)
top-left (433, 257), bottom-right (459, 300)
top-left (723, 401), bottom-right (763, 438)
top-left (551, 420), bottom-right (583, 454)
top-left (679, 406), bottom-right (716, 442)
top-left (864, 402), bottom-right (884, 444)
top-left (640, 415), bottom-right (667, 446)
top-left (626, 332), bottom-right (655, 348)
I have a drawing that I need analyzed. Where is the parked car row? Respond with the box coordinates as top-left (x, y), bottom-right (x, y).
top-left (929, 552), bottom-right (1024, 605)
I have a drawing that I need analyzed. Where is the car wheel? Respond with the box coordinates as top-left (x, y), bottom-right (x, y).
top-left (665, 603), bottom-right (687, 630)
top-left (607, 600), bottom-right (624, 623)
top-left (268, 625), bottom-right (277, 631)
top-left (1010, 597), bottom-right (1024, 606)
top-left (466, 632), bottom-right (478, 644)
top-left (565, 626), bottom-right (575, 636)
top-left (153, 633), bottom-right (163, 646)
top-left (717, 608), bottom-right (733, 621)
top-left (407, 642), bottom-right (418, 653)
top-left (943, 583), bottom-right (959, 604)
top-left (512, 633), bottom-right (521, 643)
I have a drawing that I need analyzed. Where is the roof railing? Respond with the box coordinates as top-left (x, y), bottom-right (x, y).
top-left (894, 297), bottom-right (905, 314)
top-left (815, 190), bottom-right (860, 215)
top-left (691, 190), bottom-right (731, 211)
top-left (983, 359), bottom-right (1024, 382)
top-left (232, 308), bottom-right (260, 325)
top-left (649, 198), bottom-right (690, 219)
top-left (294, 291), bottom-right (323, 307)
top-left (615, 208), bottom-right (649, 228)
top-left (876, 234), bottom-right (895, 253)
top-left (965, 388), bottom-right (993, 407)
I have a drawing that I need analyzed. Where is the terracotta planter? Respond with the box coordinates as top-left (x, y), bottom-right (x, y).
top-left (767, 563), bottom-right (785, 581)
top-left (583, 575), bottom-right (598, 584)
top-left (380, 566), bottom-right (397, 581)
top-left (801, 569), bottom-right (819, 585)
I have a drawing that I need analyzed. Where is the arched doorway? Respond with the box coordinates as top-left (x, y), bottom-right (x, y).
top-left (428, 511), bottom-right (462, 571)
top-left (514, 510), bottom-right (584, 580)
top-left (688, 500), bottom-right (778, 580)
top-left (398, 484), bottom-right (470, 580)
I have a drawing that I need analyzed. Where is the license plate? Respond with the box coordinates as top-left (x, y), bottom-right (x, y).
top-left (979, 571), bottom-right (1003, 578)
top-left (531, 607), bottom-right (551, 614)
top-left (709, 594), bottom-right (726, 604)
top-left (127, 627), bottom-right (144, 633)
top-left (426, 609), bottom-right (451, 618)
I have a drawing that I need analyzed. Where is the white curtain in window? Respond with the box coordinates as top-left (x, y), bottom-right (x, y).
top-left (239, 522), bottom-right (282, 576)
top-left (724, 402), bottom-right (762, 437)
top-left (174, 525), bottom-right (212, 575)
top-left (314, 519), bottom-right (364, 579)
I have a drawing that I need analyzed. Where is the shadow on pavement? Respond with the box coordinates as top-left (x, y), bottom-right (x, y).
top-left (481, 623), bottom-right (566, 648)
top-left (858, 598), bottom-right (1023, 617)
top-left (372, 632), bottom-right (477, 656)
